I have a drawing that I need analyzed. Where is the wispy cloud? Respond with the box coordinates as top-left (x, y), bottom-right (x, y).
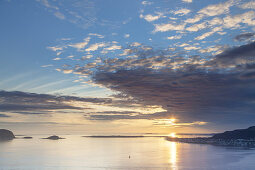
top-left (141, 1), bottom-right (153, 6)
top-left (182, 0), bottom-right (192, 3)
top-left (85, 42), bottom-right (107, 52)
top-left (0, 90), bottom-right (112, 114)
top-left (154, 23), bottom-right (186, 32)
top-left (69, 37), bottom-right (90, 50)
top-left (239, 1), bottom-right (255, 9)
top-left (140, 14), bottom-right (162, 22)
top-left (173, 8), bottom-right (191, 16)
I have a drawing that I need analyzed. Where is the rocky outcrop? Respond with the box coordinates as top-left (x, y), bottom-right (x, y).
top-left (0, 129), bottom-right (15, 140)
top-left (42, 135), bottom-right (65, 140)
top-left (23, 136), bottom-right (33, 139)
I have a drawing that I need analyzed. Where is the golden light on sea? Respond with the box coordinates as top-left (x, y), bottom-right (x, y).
top-left (165, 140), bottom-right (178, 170)
top-left (170, 142), bottom-right (177, 169)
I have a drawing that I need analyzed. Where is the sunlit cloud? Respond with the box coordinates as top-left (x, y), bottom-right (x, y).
top-left (167, 35), bottom-right (182, 40)
top-left (173, 8), bottom-right (191, 16)
top-left (182, 0), bottom-right (192, 3)
top-left (154, 23), bottom-right (186, 32)
top-left (41, 64), bottom-right (53, 68)
top-left (140, 14), bottom-right (162, 22)
top-left (69, 37), bottom-right (90, 50)
top-left (239, 1), bottom-right (255, 9)
top-left (141, 1), bottom-right (153, 6)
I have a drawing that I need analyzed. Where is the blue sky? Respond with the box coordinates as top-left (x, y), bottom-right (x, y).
top-left (0, 0), bottom-right (255, 134)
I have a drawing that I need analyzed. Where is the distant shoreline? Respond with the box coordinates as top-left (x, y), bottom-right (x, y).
top-left (82, 135), bottom-right (168, 138)
top-left (166, 137), bottom-right (255, 148)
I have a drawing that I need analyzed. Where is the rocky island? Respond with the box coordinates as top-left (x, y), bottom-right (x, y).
top-left (23, 136), bottom-right (33, 139)
top-left (166, 126), bottom-right (255, 147)
top-left (0, 129), bottom-right (15, 141)
top-left (42, 135), bottom-right (65, 140)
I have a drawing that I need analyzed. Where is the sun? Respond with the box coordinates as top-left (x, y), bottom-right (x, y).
top-left (170, 118), bottom-right (176, 123)
top-left (169, 133), bottom-right (176, 138)
top-left (167, 118), bottom-right (176, 125)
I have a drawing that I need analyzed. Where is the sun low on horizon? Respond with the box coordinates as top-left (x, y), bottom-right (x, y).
top-left (0, 0), bottom-right (255, 135)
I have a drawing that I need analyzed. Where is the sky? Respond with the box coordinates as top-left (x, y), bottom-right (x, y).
top-left (0, 0), bottom-right (255, 135)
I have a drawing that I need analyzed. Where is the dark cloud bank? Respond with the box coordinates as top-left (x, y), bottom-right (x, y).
top-left (234, 32), bottom-right (255, 42)
top-left (0, 90), bottom-right (111, 115)
top-left (91, 41), bottom-right (255, 125)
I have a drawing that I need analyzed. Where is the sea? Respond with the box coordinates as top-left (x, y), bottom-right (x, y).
top-left (0, 134), bottom-right (255, 170)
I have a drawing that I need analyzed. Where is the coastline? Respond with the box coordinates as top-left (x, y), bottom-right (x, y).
top-left (166, 137), bottom-right (255, 148)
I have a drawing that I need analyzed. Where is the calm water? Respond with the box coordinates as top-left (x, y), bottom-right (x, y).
top-left (0, 135), bottom-right (255, 170)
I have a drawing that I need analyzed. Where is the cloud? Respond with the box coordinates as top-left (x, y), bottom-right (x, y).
top-left (198, 0), bottom-right (234, 17)
top-left (153, 120), bottom-right (207, 127)
top-left (234, 32), bottom-right (255, 41)
top-left (47, 46), bottom-right (63, 51)
top-left (41, 64), bottom-right (53, 68)
top-left (53, 57), bottom-right (61, 60)
top-left (104, 45), bottom-right (122, 51)
top-left (38, 0), bottom-right (97, 29)
top-left (54, 11), bottom-right (65, 20)
top-left (38, 0), bottom-right (58, 10)
top-left (195, 27), bottom-right (222, 40)
top-left (184, 46), bottom-right (200, 50)
top-left (88, 33), bottom-right (104, 38)
top-left (140, 14), bottom-right (161, 22)
top-left (239, 1), bottom-right (255, 9)
top-left (0, 90), bottom-right (112, 114)
top-left (124, 34), bottom-right (130, 38)
top-left (167, 35), bottom-right (182, 40)
top-left (199, 45), bottom-right (225, 54)
top-left (69, 37), bottom-right (90, 50)
top-left (174, 9), bottom-right (191, 16)
top-left (241, 71), bottom-right (255, 79)
top-left (186, 11), bottom-right (255, 39)
top-left (78, 41), bottom-right (254, 124)
top-left (0, 113), bottom-right (10, 118)
top-left (62, 69), bottom-right (73, 74)
top-left (141, 1), bottom-right (153, 6)
top-left (223, 11), bottom-right (255, 29)
top-left (154, 23), bottom-right (186, 32)
top-left (185, 14), bottom-right (203, 24)
top-left (186, 22), bottom-right (207, 32)
top-left (87, 111), bottom-right (142, 120)
top-left (85, 42), bottom-right (107, 52)
top-left (184, 0), bottom-right (235, 24)
top-left (182, 0), bottom-right (192, 3)
top-left (92, 68), bottom-right (255, 123)
top-left (208, 41), bottom-right (255, 68)
top-left (88, 111), bottom-right (176, 121)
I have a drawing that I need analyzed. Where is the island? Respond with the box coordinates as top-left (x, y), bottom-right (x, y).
top-left (0, 129), bottom-right (15, 141)
top-left (166, 126), bottom-right (255, 147)
top-left (42, 135), bottom-right (65, 140)
top-left (23, 136), bottom-right (33, 139)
